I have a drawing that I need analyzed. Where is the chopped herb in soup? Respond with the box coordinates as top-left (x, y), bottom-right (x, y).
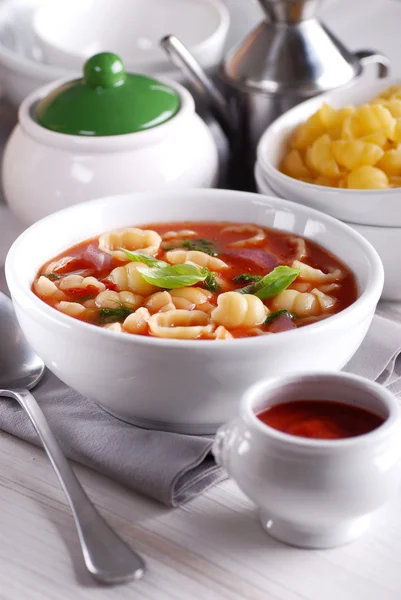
top-left (32, 222), bottom-right (357, 340)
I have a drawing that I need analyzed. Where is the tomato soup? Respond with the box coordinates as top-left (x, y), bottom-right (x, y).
top-left (257, 400), bottom-right (384, 440)
top-left (31, 221), bottom-right (358, 340)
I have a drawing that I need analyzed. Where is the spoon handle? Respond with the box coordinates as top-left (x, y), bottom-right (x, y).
top-left (1, 388), bottom-right (145, 584)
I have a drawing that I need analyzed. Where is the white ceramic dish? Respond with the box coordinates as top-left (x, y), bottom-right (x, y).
top-left (0, 0), bottom-right (227, 107)
top-left (255, 164), bottom-right (401, 301)
top-left (5, 189), bottom-right (383, 434)
top-left (2, 78), bottom-right (219, 225)
top-left (213, 372), bottom-right (401, 549)
top-left (0, 0), bottom-right (77, 107)
top-left (256, 77), bottom-right (401, 227)
top-left (345, 221), bottom-right (401, 301)
top-left (33, 0), bottom-right (229, 74)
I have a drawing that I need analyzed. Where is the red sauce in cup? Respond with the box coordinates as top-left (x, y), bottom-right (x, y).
top-left (257, 400), bottom-right (384, 440)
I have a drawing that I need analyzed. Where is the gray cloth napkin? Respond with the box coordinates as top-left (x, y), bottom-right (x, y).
top-left (0, 270), bottom-right (224, 507)
top-left (1, 265), bottom-right (401, 506)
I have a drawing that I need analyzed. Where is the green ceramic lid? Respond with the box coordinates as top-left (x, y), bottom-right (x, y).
top-left (35, 52), bottom-right (181, 136)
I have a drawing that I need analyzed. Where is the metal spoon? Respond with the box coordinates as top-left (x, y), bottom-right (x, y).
top-left (0, 292), bottom-right (145, 584)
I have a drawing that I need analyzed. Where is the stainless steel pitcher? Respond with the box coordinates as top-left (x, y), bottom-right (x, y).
top-left (161, 0), bottom-right (390, 190)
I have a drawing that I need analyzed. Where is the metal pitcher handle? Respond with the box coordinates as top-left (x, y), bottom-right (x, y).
top-left (354, 50), bottom-right (391, 78)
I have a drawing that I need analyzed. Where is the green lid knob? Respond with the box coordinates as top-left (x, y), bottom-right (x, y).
top-left (84, 52), bottom-right (127, 89)
top-left (35, 52), bottom-right (181, 137)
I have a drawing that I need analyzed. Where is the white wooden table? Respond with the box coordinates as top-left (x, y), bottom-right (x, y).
top-left (2, 1), bottom-right (401, 597)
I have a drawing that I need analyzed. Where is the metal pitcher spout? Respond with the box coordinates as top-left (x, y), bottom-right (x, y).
top-left (160, 35), bottom-right (235, 139)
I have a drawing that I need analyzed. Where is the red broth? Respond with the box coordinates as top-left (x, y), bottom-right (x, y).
top-left (32, 221), bottom-right (358, 339)
top-left (257, 400), bottom-right (384, 439)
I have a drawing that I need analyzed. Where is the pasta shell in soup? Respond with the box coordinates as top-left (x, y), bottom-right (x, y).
top-left (99, 228), bottom-right (161, 261)
top-left (31, 220), bottom-right (358, 340)
top-left (148, 310), bottom-right (214, 339)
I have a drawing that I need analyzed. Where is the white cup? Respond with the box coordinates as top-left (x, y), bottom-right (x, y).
top-left (213, 372), bottom-right (401, 549)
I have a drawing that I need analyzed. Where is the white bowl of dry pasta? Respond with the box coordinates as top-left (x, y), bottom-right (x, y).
top-left (5, 189), bottom-right (383, 434)
top-left (256, 78), bottom-right (401, 228)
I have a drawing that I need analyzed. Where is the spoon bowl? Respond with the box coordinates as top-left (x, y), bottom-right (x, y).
top-left (0, 294), bottom-right (45, 389)
top-left (0, 291), bottom-right (145, 584)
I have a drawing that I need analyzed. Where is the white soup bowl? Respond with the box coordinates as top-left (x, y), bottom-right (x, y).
top-left (213, 372), bottom-right (401, 548)
top-left (256, 78), bottom-right (401, 227)
top-left (5, 189), bottom-right (384, 434)
top-left (254, 171), bottom-right (401, 301)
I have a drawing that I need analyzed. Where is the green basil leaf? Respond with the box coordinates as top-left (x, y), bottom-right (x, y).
top-left (232, 273), bottom-right (262, 283)
top-left (166, 238), bottom-right (218, 257)
top-left (237, 266), bottom-right (300, 299)
top-left (265, 309), bottom-right (295, 325)
top-left (98, 306), bottom-right (133, 324)
top-left (203, 269), bottom-right (219, 292)
top-left (120, 248), bottom-right (167, 268)
top-left (137, 263), bottom-right (208, 289)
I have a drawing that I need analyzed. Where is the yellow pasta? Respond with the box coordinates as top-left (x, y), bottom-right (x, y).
top-left (332, 140), bottom-right (384, 170)
top-left (290, 105), bottom-right (334, 149)
top-left (371, 97), bottom-right (401, 118)
top-left (307, 134), bottom-right (342, 179)
top-left (278, 149), bottom-right (312, 180)
top-left (279, 85), bottom-right (401, 188)
top-left (346, 166), bottom-right (389, 190)
top-left (376, 145), bottom-right (401, 176)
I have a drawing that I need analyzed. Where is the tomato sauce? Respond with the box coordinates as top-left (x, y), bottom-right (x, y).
top-left (257, 400), bottom-right (384, 439)
top-left (32, 221), bottom-right (358, 337)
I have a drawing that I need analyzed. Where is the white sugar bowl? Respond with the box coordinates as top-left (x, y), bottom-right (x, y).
top-left (213, 372), bottom-right (401, 549)
top-left (2, 52), bottom-right (219, 225)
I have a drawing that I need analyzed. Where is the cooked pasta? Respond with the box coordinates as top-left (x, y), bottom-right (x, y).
top-left (123, 307), bottom-right (151, 334)
top-left (221, 225), bottom-right (266, 248)
top-left (271, 290), bottom-right (320, 317)
top-left (214, 325), bottom-right (234, 340)
top-left (165, 249), bottom-right (228, 271)
top-left (32, 220), bottom-right (357, 339)
top-left (109, 262), bottom-right (158, 295)
top-left (34, 276), bottom-right (66, 300)
top-left (271, 288), bottom-right (337, 317)
top-left (161, 230), bottom-right (197, 240)
top-left (95, 290), bottom-right (142, 310)
top-left (99, 227), bottom-right (161, 261)
top-left (292, 261), bottom-right (344, 283)
top-left (211, 292), bottom-right (268, 328)
top-left (56, 301), bottom-right (86, 317)
top-left (59, 274), bottom-right (105, 294)
top-left (279, 85), bottom-right (401, 188)
top-left (144, 291), bottom-right (176, 313)
top-left (148, 310), bottom-right (214, 339)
